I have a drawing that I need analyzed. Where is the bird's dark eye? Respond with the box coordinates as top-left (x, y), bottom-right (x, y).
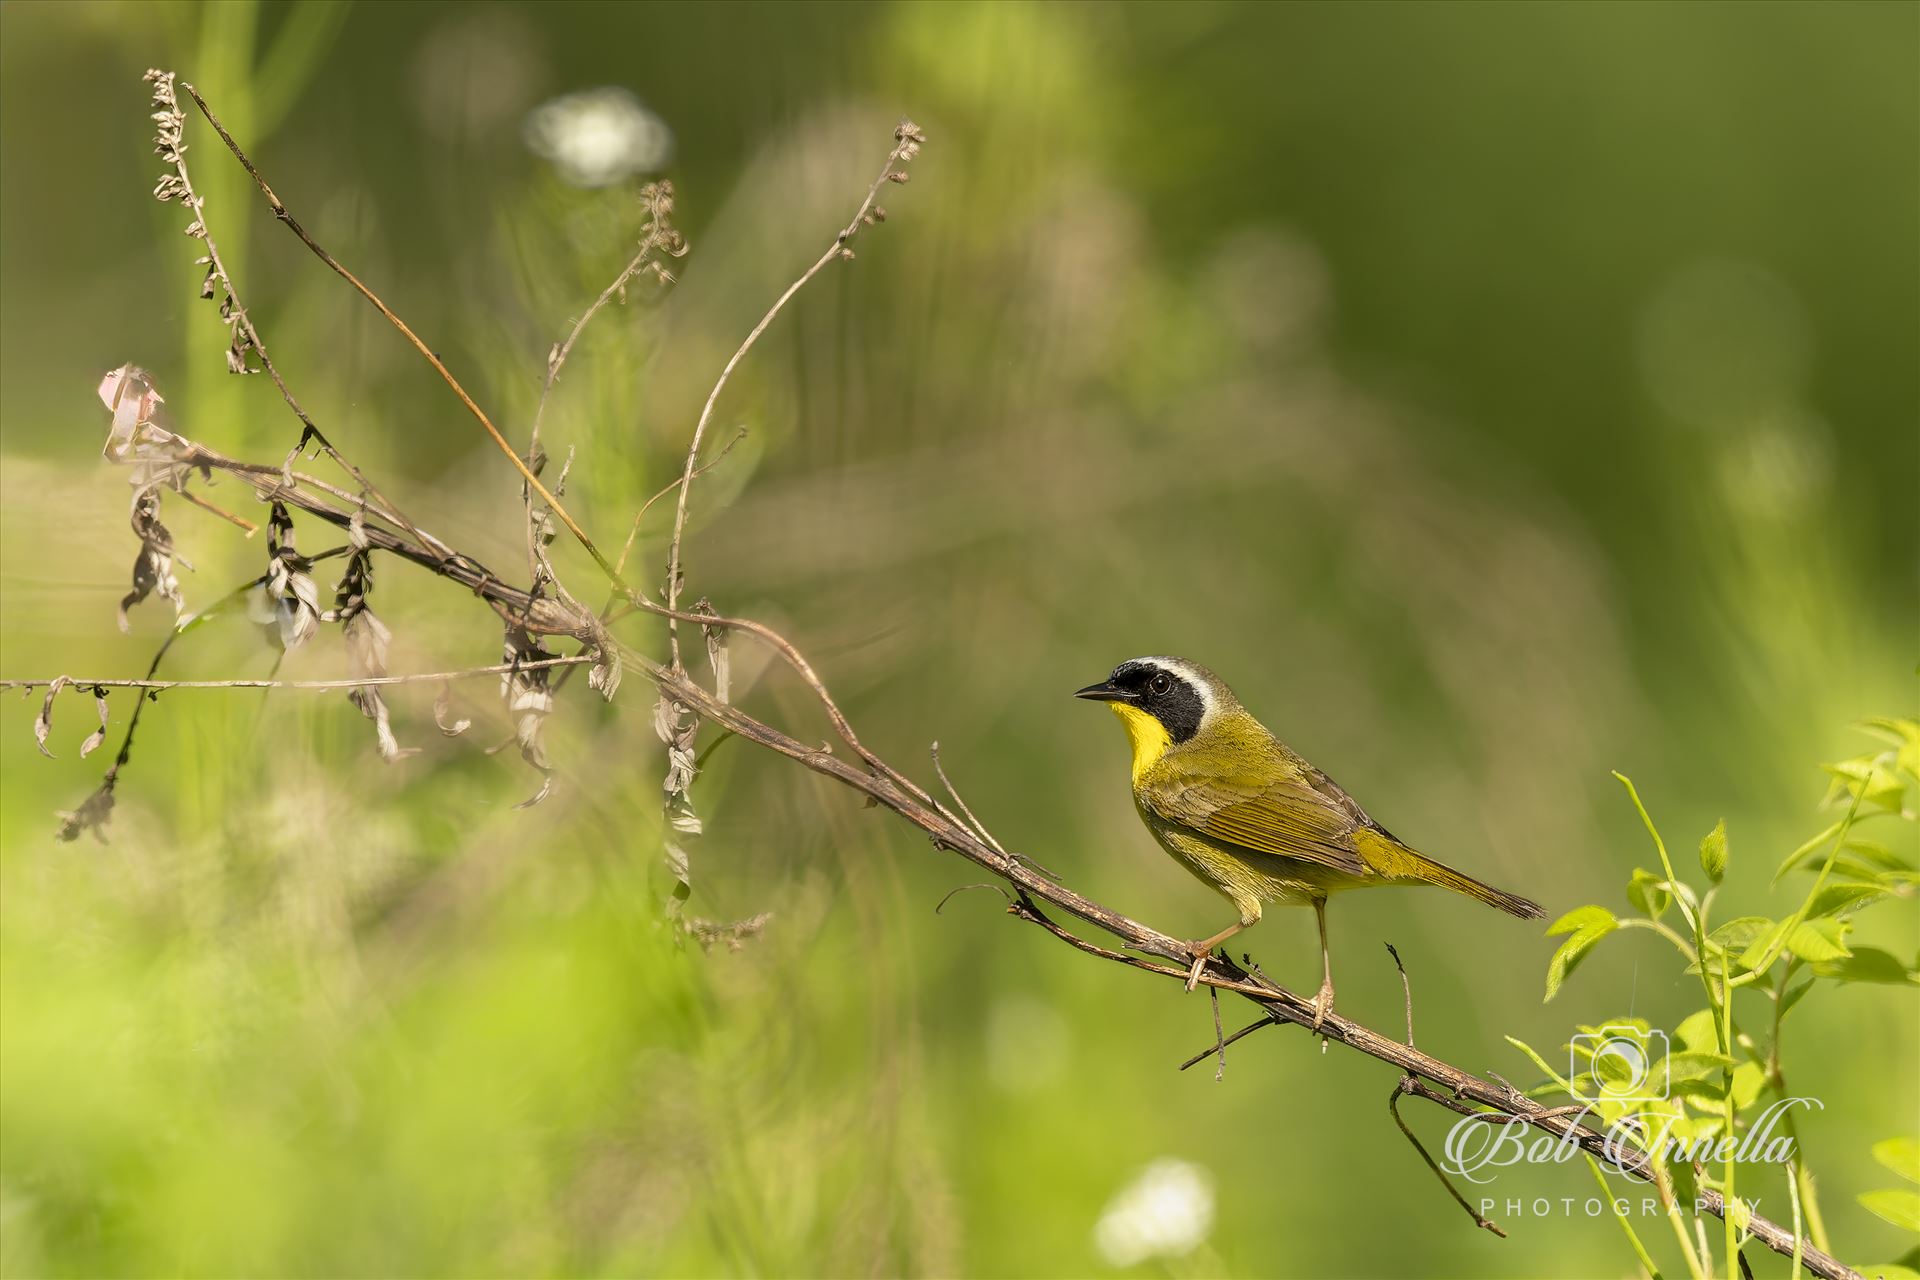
top-left (1148, 672), bottom-right (1172, 697)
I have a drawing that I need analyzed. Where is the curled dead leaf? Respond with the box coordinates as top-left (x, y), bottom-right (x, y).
top-left (433, 682), bottom-right (471, 737)
top-left (33, 675), bottom-right (72, 758)
top-left (118, 488), bottom-right (184, 632)
top-left (79, 689), bottom-right (110, 759)
top-left (264, 502), bottom-right (320, 650)
top-left (502, 625), bottom-right (556, 806)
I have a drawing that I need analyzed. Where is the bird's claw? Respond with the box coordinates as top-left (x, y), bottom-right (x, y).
top-left (1184, 949), bottom-right (1210, 992)
top-left (1310, 981), bottom-right (1336, 1032)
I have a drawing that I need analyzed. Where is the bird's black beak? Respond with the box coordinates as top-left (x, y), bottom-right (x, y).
top-left (1073, 680), bottom-right (1129, 703)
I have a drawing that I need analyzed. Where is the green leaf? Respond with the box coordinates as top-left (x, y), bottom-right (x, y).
top-left (1740, 917), bottom-right (1851, 969)
top-left (1699, 819), bottom-right (1728, 883)
top-left (1664, 1050), bottom-right (1734, 1083)
top-left (1875, 1137), bottom-right (1920, 1185)
top-left (1728, 1060), bottom-right (1765, 1109)
top-left (1805, 878), bottom-right (1889, 918)
top-left (1737, 919), bottom-right (1794, 971)
top-left (1785, 917), bottom-right (1852, 963)
top-left (1547, 904), bottom-right (1617, 937)
top-left (1708, 915), bottom-right (1774, 953)
top-left (1773, 819), bottom-right (1846, 885)
top-left (1822, 760), bottom-right (1906, 814)
top-left (1858, 715), bottom-right (1920, 752)
top-left (1626, 868), bottom-right (1671, 920)
top-left (1841, 838), bottom-right (1919, 872)
top-left (1669, 1157), bottom-right (1698, 1207)
top-left (1814, 947), bottom-right (1920, 986)
top-left (1674, 1008), bottom-right (1719, 1054)
top-left (1778, 975), bottom-right (1816, 1018)
top-left (1859, 1188), bottom-right (1920, 1233)
top-left (1845, 1267), bottom-right (1920, 1280)
top-left (1544, 917), bottom-right (1618, 1002)
top-left (1504, 1035), bottom-right (1580, 1096)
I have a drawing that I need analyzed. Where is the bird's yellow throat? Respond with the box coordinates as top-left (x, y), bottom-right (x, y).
top-left (1108, 702), bottom-right (1173, 783)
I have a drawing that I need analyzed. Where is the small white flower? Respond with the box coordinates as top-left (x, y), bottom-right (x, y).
top-left (1093, 1158), bottom-right (1215, 1269)
top-left (523, 87), bottom-right (673, 187)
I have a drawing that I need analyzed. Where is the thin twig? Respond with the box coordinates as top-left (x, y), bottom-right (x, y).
top-left (28, 79), bottom-right (1860, 1280)
top-left (1177, 1016), bottom-right (1278, 1071)
top-left (1388, 1083), bottom-right (1509, 1239)
top-left (179, 80), bottom-right (630, 595)
top-left (525, 181), bottom-right (686, 585)
top-left (173, 487), bottom-right (260, 534)
top-left (1387, 941), bottom-right (1415, 1046)
top-left (147, 72), bottom-right (436, 563)
top-left (600, 639), bottom-right (1861, 1280)
top-left (663, 119), bottom-right (925, 668)
top-left (931, 740), bottom-right (1009, 856)
top-left (1208, 985), bottom-right (1227, 1082)
top-left (610, 426), bottom-right (748, 581)
top-left (1382, 942), bottom-right (1506, 1237)
top-left (3, 656), bottom-right (590, 693)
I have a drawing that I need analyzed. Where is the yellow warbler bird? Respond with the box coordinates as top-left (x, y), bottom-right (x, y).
top-left (1076, 656), bottom-right (1542, 1025)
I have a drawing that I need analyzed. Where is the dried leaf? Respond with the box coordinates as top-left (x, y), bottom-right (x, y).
top-left (588, 646), bottom-right (622, 700)
top-left (513, 774), bottom-right (554, 811)
top-left (663, 818), bottom-right (693, 909)
top-left (685, 912), bottom-right (773, 953)
top-left (653, 690), bottom-right (700, 913)
top-left (331, 550), bottom-right (416, 763)
top-left (703, 615), bottom-right (730, 704)
top-left (79, 689), bottom-right (110, 759)
top-left (433, 682), bottom-right (471, 737)
top-left (118, 487), bottom-right (183, 632)
top-left (264, 502), bottom-right (320, 650)
top-left (347, 620), bottom-right (417, 764)
top-left (502, 625), bottom-right (556, 805)
top-left (34, 675), bottom-right (71, 758)
top-left (350, 684), bottom-right (415, 763)
top-left (585, 618), bottom-right (621, 702)
top-left (98, 365), bottom-right (197, 505)
top-left (56, 774), bottom-right (117, 844)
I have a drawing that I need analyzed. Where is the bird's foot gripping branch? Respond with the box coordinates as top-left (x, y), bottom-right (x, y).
top-left (7, 69), bottom-right (1914, 1280)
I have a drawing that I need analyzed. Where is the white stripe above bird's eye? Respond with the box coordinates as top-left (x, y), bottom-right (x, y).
top-left (1126, 656), bottom-right (1219, 727)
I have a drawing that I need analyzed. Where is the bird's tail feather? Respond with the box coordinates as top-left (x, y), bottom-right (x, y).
top-left (1357, 832), bottom-right (1544, 919)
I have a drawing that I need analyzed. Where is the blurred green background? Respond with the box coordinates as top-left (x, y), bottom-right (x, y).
top-left (1, 2), bottom-right (1915, 1277)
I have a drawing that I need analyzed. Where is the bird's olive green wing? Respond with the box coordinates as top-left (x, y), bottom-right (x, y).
top-left (1142, 766), bottom-right (1370, 877)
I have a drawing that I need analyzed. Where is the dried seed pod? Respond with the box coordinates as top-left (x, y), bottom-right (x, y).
top-left (79, 688), bottom-right (110, 759)
top-left (264, 502), bottom-right (320, 650)
top-left (334, 549), bottom-right (415, 763)
top-left (118, 487), bottom-right (183, 632)
top-left (502, 625), bottom-right (556, 807)
top-left (33, 675), bottom-right (72, 758)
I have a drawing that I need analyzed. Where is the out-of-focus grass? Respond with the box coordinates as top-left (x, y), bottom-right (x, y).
top-left (2, 2), bottom-right (1915, 1277)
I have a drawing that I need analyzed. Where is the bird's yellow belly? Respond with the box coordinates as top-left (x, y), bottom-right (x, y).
top-left (1139, 804), bottom-right (1369, 923)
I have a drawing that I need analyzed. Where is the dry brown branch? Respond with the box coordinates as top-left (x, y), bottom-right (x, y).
top-left (12, 75), bottom-right (1861, 1280)
top-left (123, 429), bottom-right (592, 638)
top-left (178, 79), bottom-right (630, 596)
top-left (144, 71), bottom-right (435, 562)
top-left (603, 640), bottom-right (1858, 1280)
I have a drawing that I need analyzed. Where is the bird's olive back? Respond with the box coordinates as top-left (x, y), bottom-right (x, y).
top-left (1107, 660), bottom-right (1208, 744)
